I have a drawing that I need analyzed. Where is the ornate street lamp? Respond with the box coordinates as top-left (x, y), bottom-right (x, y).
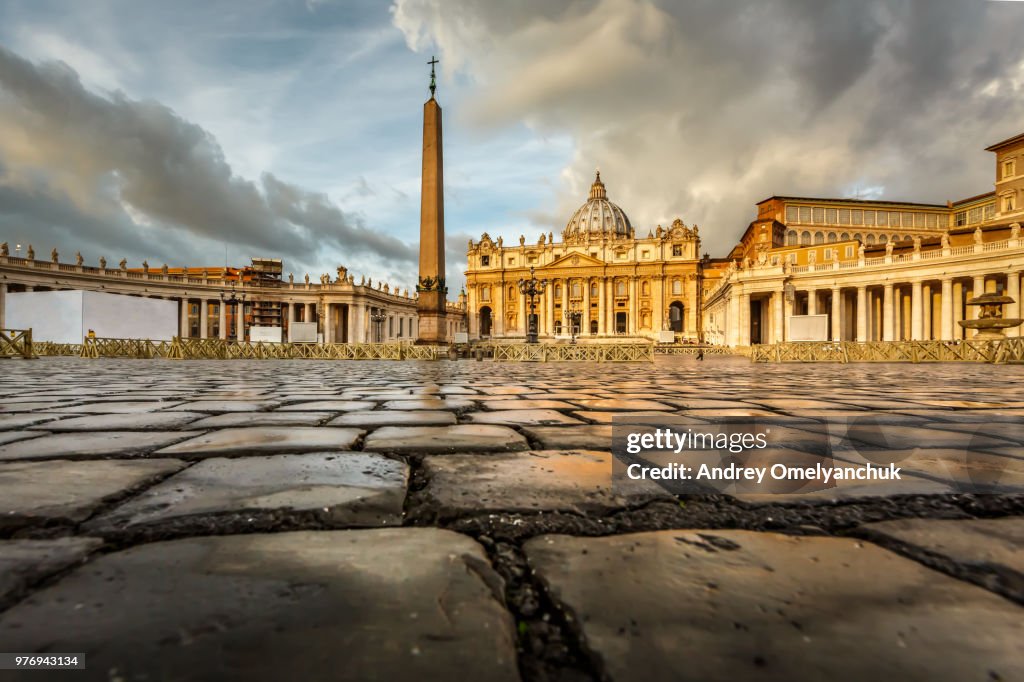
top-left (564, 301), bottom-right (582, 344)
top-left (219, 285), bottom-right (246, 340)
top-left (517, 266), bottom-right (548, 344)
top-left (370, 309), bottom-right (387, 343)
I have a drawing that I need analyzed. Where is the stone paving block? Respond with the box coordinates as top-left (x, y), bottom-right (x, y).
top-left (87, 453), bottom-right (408, 532)
top-left (0, 431), bottom-right (48, 446)
top-left (381, 398), bottom-right (476, 411)
top-left (363, 425), bottom-right (527, 453)
top-left (186, 411), bottom-right (335, 428)
top-left (481, 399), bottom-right (578, 411)
top-left (523, 425), bottom-right (612, 449)
top-left (0, 401), bottom-right (82, 413)
top-left (420, 450), bottom-right (667, 515)
top-left (0, 538), bottom-right (103, 607)
top-left (832, 447), bottom-right (1024, 493)
top-left (0, 431), bottom-right (201, 461)
top-left (750, 398), bottom-right (865, 411)
top-left (51, 401), bottom-right (184, 414)
top-left (859, 517), bottom-right (1024, 600)
top-left (166, 400), bottom-right (282, 412)
top-left (329, 410), bottom-right (457, 427)
top-left (0, 413), bottom-right (65, 430)
top-left (572, 411), bottom-right (697, 425)
top-left (155, 427), bottom-right (364, 457)
top-left (276, 400), bottom-right (376, 412)
top-left (570, 398), bottom-right (675, 411)
top-left (524, 530), bottom-right (1024, 682)
top-left (0, 459), bottom-right (185, 527)
top-left (0, 530), bottom-right (518, 682)
top-left (27, 412), bottom-right (206, 432)
top-left (468, 410), bottom-right (585, 426)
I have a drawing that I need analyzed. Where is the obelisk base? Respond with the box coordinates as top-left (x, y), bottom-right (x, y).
top-left (416, 290), bottom-right (449, 345)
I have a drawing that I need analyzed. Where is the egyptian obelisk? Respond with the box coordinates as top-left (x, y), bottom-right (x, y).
top-left (416, 56), bottom-right (448, 344)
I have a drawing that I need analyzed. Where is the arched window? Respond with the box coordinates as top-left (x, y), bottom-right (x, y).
top-left (827, 232), bottom-right (837, 243)
top-left (879, 234), bottom-right (888, 244)
top-left (801, 231), bottom-right (811, 245)
top-left (616, 280), bottom-right (626, 296)
top-left (814, 231), bottom-right (825, 245)
top-left (840, 232), bottom-right (849, 241)
top-left (853, 233), bottom-right (862, 242)
top-left (481, 286), bottom-right (490, 302)
top-left (508, 285), bottom-right (515, 298)
top-left (571, 282), bottom-right (581, 298)
top-left (554, 284), bottom-right (561, 297)
top-left (787, 230), bottom-right (798, 246)
top-left (641, 281), bottom-right (650, 296)
top-left (866, 234), bottom-right (876, 244)
top-left (590, 282), bottom-right (598, 297)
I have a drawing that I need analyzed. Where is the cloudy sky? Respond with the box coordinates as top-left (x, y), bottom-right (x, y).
top-left (1, 0), bottom-right (1023, 293)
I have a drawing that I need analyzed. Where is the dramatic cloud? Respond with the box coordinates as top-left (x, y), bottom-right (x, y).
top-left (393, 0), bottom-right (1024, 255)
top-left (0, 44), bottom-right (415, 278)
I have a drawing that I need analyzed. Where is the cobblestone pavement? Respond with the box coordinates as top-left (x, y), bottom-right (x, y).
top-left (0, 356), bottom-right (1022, 681)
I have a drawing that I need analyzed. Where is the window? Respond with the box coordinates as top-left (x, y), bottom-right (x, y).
top-left (399, 318), bottom-right (404, 337)
top-left (571, 282), bottom-right (581, 298)
top-left (554, 284), bottom-right (562, 297)
top-left (641, 281), bottom-right (650, 296)
top-left (528, 255), bottom-right (537, 264)
top-left (827, 232), bottom-right (837, 243)
top-left (672, 279), bottom-right (682, 295)
top-left (616, 281), bottom-right (626, 296)
top-left (1006, 194), bottom-right (1016, 212)
top-left (590, 282), bottom-right (598, 297)
top-left (785, 206), bottom-right (798, 222)
top-left (823, 248), bottom-right (833, 260)
top-left (984, 204), bottom-right (996, 220)
top-left (771, 255), bottom-right (780, 266)
top-left (851, 210), bottom-right (863, 226)
top-left (590, 251), bottom-right (598, 259)
top-left (672, 245), bottom-right (683, 257)
top-left (813, 231), bottom-right (824, 244)
top-left (800, 231), bottom-right (811, 245)
top-left (845, 246), bottom-right (854, 259)
top-left (813, 207), bottom-right (825, 223)
top-left (799, 206), bottom-right (812, 223)
top-left (955, 211), bottom-right (967, 226)
top-left (481, 255), bottom-right (490, 266)
top-left (1004, 159), bottom-right (1016, 179)
top-left (863, 210), bottom-right (875, 226)
top-left (788, 253), bottom-right (797, 264)
top-left (875, 211), bottom-right (887, 227)
top-left (642, 250), bottom-right (650, 259)
top-left (481, 286), bottom-right (490, 302)
top-left (508, 286), bottom-right (515, 299)
top-left (825, 208), bottom-right (837, 224)
top-left (786, 230), bottom-right (798, 246)
top-left (507, 257), bottom-right (516, 266)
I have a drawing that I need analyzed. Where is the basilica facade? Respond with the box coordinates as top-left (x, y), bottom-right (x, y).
top-left (464, 172), bottom-right (704, 342)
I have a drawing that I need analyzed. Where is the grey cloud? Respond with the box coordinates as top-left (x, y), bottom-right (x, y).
top-left (0, 44), bottom-right (416, 273)
top-left (393, 0), bottom-right (1024, 256)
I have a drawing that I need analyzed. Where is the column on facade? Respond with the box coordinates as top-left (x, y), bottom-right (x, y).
top-left (560, 280), bottom-right (569, 335)
top-left (628, 278), bottom-right (638, 335)
top-left (0, 283), bottom-right (6, 329)
top-left (199, 299), bottom-right (208, 339)
top-left (288, 302), bottom-right (297, 325)
top-left (940, 278), bottom-right (953, 341)
top-left (179, 298), bottom-right (190, 339)
top-left (773, 291), bottom-right (784, 343)
top-left (347, 305), bottom-right (356, 344)
top-left (598, 278), bottom-right (607, 336)
top-left (727, 290), bottom-right (741, 347)
top-left (218, 301), bottom-right (227, 340)
top-left (325, 303), bottom-right (333, 343)
top-left (783, 295), bottom-right (793, 342)
top-left (970, 275), bottom-right (986, 337)
top-left (922, 284), bottom-right (932, 340)
top-left (654, 277), bottom-right (664, 333)
top-left (544, 284), bottom-right (554, 337)
top-left (738, 293), bottom-right (750, 346)
top-left (806, 289), bottom-right (817, 316)
top-left (830, 287), bottom-right (841, 342)
top-left (236, 301), bottom-right (245, 340)
top-left (910, 281), bottom-right (923, 341)
top-left (855, 286), bottom-right (867, 342)
top-left (1008, 272), bottom-right (1021, 337)
top-left (882, 283), bottom-right (894, 342)
top-left (495, 283), bottom-right (505, 337)
top-left (582, 278), bottom-right (591, 335)
top-left (519, 291), bottom-right (527, 335)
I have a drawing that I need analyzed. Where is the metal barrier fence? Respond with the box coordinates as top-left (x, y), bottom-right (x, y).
top-left (750, 339), bottom-right (1024, 364)
top-left (71, 337), bottom-right (449, 360)
top-left (0, 329), bottom-right (35, 359)
top-left (654, 344), bottom-right (733, 356)
top-left (489, 343), bottom-right (654, 362)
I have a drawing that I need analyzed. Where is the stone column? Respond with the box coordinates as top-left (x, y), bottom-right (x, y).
top-left (807, 289), bottom-right (817, 316)
top-left (289, 302), bottom-right (297, 324)
top-left (180, 298), bottom-right (190, 339)
top-left (560, 280), bottom-right (568, 328)
top-left (325, 303), bottom-right (333, 343)
top-left (739, 293), bottom-right (751, 346)
top-left (628, 278), bottom-right (638, 335)
top-left (831, 287), bottom-right (841, 341)
top-left (911, 281), bottom-right (923, 341)
top-left (236, 302), bottom-right (245, 341)
top-left (582, 279), bottom-right (591, 335)
top-left (519, 291), bottom-right (527, 334)
top-left (1008, 271), bottom-right (1021, 337)
top-left (495, 284), bottom-right (505, 337)
top-left (219, 301), bottom-right (227, 340)
top-left (882, 283), bottom-right (894, 342)
top-left (784, 296), bottom-right (793, 342)
top-left (922, 285), bottom-right (932, 340)
top-left (952, 281), bottom-right (964, 340)
top-left (727, 291), bottom-right (741, 347)
top-left (0, 282), bottom-right (6, 329)
top-left (598, 278), bottom-right (607, 336)
top-left (856, 286), bottom-right (867, 342)
top-left (347, 305), bottom-right (356, 344)
top-left (199, 300), bottom-right (208, 339)
top-left (544, 285), bottom-right (554, 337)
top-left (773, 291), bottom-right (784, 343)
top-left (970, 275), bottom-right (986, 337)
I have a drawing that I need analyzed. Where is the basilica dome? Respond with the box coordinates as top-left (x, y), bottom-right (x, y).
top-left (562, 171), bottom-right (634, 241)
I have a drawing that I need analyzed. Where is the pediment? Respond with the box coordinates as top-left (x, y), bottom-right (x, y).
top-left (541, 252), bottom-right (605, 269)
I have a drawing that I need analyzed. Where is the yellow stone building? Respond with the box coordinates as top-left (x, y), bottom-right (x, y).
top-left (465, 172), bottom-right (704, 342)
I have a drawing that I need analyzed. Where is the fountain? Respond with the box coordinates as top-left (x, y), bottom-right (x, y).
top-left (958, 293), bottom-right (1023, 340)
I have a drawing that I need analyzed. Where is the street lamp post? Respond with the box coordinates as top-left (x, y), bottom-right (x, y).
top-left (219, 286), bottom-right (246, 341)
top-left (564, 302), bottom-right (582, 344)
top-left (370, 309), bottom-right (387, 343)
top-left (517, 266), bottom-right (548, 344)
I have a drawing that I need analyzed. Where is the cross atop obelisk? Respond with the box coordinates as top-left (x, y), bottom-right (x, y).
top-left (416, 56), bottom-right (448, 344)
